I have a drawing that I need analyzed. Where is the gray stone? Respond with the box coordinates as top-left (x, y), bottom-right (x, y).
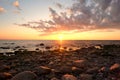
top-left (11, 71), bottom-right (38, 80)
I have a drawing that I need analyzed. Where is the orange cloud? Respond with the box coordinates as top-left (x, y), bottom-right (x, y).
top-left (13, 0), bottom-right (21, 10)
top-left (0, 7), bottom-right (5, 13)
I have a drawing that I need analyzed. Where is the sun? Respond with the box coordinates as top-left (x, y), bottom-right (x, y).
top-left (58, 34), bottom-right (64, 41)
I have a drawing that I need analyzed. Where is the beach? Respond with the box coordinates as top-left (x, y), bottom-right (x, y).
top-left (0, 41), bottom-right (120, 80)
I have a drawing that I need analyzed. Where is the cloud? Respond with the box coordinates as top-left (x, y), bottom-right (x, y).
top-left (55, 3), bottom-right (63, 9)
top-left (17, 0), bottom-right (120, 35)
top-left (0, 7), bottom-right (6, 13)
top-left (13, 0), bottom-right (21, 10)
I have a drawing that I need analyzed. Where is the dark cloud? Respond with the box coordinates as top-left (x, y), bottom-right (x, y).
top-left (18, 0), bottom-right (120, 35)
top-left (55, 3), bottom-right (63, 9)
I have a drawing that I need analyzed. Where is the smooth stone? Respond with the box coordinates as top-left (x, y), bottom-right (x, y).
top-left (73, 60), bottom-right (89, 68)
top-left (0, 72), bottom-right (12, 80)
top-left (80, 74), bottom-right (93, 80)
top-left (51, 77), bottom-right (59, 80)
top-left (62, 74), bottom-right (77, 80)
top-left (11, 71), bottom-right (38, 80)
top-left (72, 67), bottom-right (83, 74)
top-left (34, 66), bottom-right (51, 75)
top-left (110, 63), bottom-right (120, 73)
top-left (0, 65), bottom-right (11, 71)
top-left (86, 67), bottom-right (99, 74)
top-left (59, 66), bottom-right (72, 74)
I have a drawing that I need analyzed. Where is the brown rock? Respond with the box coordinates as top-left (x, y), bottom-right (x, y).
top-left (62, 74), bottom-right (77, 80)
top-left (110, 63), bottom-right (120, 71)
top-left (72, 67), bottom-right (83, 74)
top-left (86, 67), bottom-right (99, 74)
top-left (80, 74), bottom-right (93, 80)
top-left (51, 77), bottom-right (59, 80)
top-left (11, 71), bottom-right (38, 80)
top-left (0, 65), bottom-right (11, 72)
top-left (34, 66), bottom-right (51, 75)
top-left (0, 72), bottom-right (12, 80)
top-left (59, 66), bottom-right (72, 74)
top-left (110, 63), bottom-right (120, 73)
top-left (73, 60), bottom-right (89, 68)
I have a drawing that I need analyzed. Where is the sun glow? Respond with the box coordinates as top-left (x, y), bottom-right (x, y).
top-left (58, 34), bottom-right (64, 41)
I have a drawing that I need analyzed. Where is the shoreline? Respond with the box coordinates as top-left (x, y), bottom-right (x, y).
top-left (0, 44), bottom-right (120, 80)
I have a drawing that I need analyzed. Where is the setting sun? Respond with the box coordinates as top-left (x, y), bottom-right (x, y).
top-left (0, 0), bottom-right (120, 80)
top-left (58, 34), bottom-right (64, 41)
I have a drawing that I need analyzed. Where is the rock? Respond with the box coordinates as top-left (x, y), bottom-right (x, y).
top-left (73, 60), bottom-right (89, 68)
top-left (0, 47), bottom-right (10, 49)
top-left (80, 74), bottom-right (93, 80)
top-left (0, 65), bottom-right (11, 72)
top-left (35, 48), bottom-right (39, 51)
top-left (49, 61), bottom-right (54, 65)
top-left (99, 67), bottom-right (109, 72)
top-left (86, 67), bottom-right (99, 74)
top-left (11, 71), bottom-right (38, 80)
top-left (62, 74), bottom-right (77, 80)
top-left (59, 66), bottom-right (72, 74)
top-left (110, 63), bottom-right (120, 73)
top-left (45, 46), bottom-right (51, 50)
top-left (51, 77), bottom-right (59, 80)
top-left (72, 67), bottom-right (83, 74)
top-left (34, 66), bottom-right (51, 75)
top-left (0, 72), bottom-right (12, 80)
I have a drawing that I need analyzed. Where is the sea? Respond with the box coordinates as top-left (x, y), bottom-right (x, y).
top-left (0, 40), bottom-right (120, 53)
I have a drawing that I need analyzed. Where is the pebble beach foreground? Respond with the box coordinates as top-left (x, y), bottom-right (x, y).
top-left (0, 44), bottom-right (120, 80)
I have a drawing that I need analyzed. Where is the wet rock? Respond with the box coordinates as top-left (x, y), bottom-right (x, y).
top-left (80, 74), bottom-right (93, 80)
top-left (11, 71), bottom-right (38, 80)
top-left (62, 74), bottom-right (77, 80)
top-left (34, 66), bottom-right (51, 75)
top-left (0, 72), bottom-right (12, 80)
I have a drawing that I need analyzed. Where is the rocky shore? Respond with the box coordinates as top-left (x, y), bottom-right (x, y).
top-left (0, 44), bottom-right (120, 80)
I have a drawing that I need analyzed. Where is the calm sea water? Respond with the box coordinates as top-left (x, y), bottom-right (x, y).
top-left (0, 40), bottom-right (120, 53)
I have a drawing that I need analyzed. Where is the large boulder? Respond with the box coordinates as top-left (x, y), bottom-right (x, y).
top-left (11, 71), bottom-right (38, 80)
top-left (62, 74), bottom-right (77, 80)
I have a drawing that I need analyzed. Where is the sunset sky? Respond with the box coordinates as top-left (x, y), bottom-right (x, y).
top-left (0, 0), bottom-right (120, 40)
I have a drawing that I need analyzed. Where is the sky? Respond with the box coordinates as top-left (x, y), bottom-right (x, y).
top-left (0, 0), bottom-right (120, 40)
